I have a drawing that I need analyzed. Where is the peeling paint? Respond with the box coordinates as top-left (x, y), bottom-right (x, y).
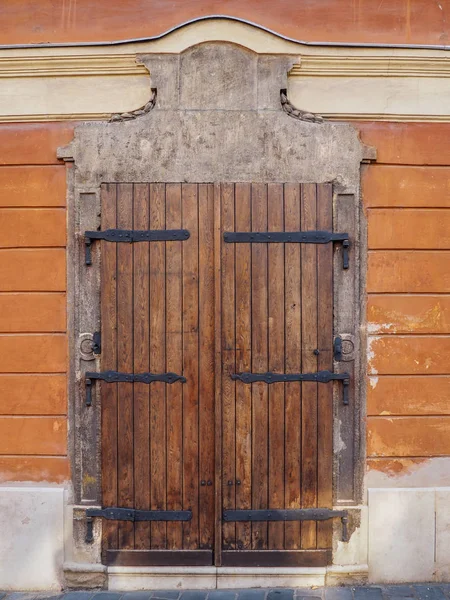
top-left (367, 335), bottom-right (380, 375)
top-left (369, 375), bottom-right (378, 389)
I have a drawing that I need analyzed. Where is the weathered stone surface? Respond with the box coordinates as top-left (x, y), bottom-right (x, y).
top-left (63, 43), bottom-right (368, 194)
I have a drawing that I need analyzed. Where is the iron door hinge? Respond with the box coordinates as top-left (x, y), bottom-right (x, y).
top-left (334, 336), bottom-right (342, 361)
top-left (224, 230), bottom-right (350, 269)
top-left (84, 228), bottom-right (190, 264)
top-left (85, 507), bottom-right (192, 543)
top-left (231, 370), bottom-right (350, 405)
top-left (85, 370), bottom-right (186, 406)
top-left (223, 508), bottom-right (349, 542)
top-left (92, 332), bottom-right (101, 355)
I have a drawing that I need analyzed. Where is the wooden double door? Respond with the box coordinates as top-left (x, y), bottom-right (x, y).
top-left (97, 182), bottom-right (339, 567)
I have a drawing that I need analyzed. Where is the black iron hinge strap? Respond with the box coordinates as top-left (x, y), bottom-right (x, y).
top-left (232, 370), bottom-right (350, 405)
top-left (85, 507), bottom-right (192, 543)
top-left (224, 230), bottom-right (350, 269)
top-left (223, 508), bottom-right (349, 542)
top-left (84, 228), bottom-right (190, 264)
top-left (85, 370), bottom-right (186, 406)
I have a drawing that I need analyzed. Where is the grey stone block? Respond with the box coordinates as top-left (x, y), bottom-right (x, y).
top-left (234, 590), bottom-right (267, 600)
top-left (324, 589), bottom-right (352, 600)
top-left (151, 593), bottom-right (181, 600)
top-left (180, 592), bottom-right (208, 600)
top-left (414, 587), bottom-right (447, 600)
top-left (267, 590), bottom-right (294, 600)
top-left (207, 592), bottom-right (237, 600)
top-left (353, 589), bottom-right (383, 600)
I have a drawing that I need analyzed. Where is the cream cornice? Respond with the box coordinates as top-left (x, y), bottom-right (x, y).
top-left (290, 56), bottom-right (450, 78)
top-left (0, 18), bottom-right (449, 122)
top-left (0, 54), bottom-right (148, 78)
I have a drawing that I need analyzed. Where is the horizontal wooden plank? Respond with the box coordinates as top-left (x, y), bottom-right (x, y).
top-left (0, 249), bottom-right (66, 291)
top-left (368, 376), bottom-right (450, 416)
top-left (368, 416), bottom-right (450, 457)
top-left (0, 374), bottom-right (66, 415)
top-left (368, 336), bottom-right (450, 375)
top-left (0, 456), bottom-right (70, 483)
top-left (0, 209), bottom-right (66, 248)
top-left (0, 335), bottom-right (67, 373)
top-left (368, 251), bottom-right (450, 293)
top-left (107, 550), bottom-right (213, 566)
top-left (221, 550), bottom-right (330, 567)
top-left (368, 209), bottom-right (450, 250)
top-left (367, 457), bottom-right (432, 477)
top-left (0, 123), bottom-right (74, 165)
top-left (0, 417), bottom-right (67, 455)
top-left (358, 123), bottom-right (450, 166)
top-left (0, 166), bottom-right (66, 207)
top-left (368, 295), bottom-right (450, 334)
top-left (0, 293), bottom-right (66, 333)
top-left (363, 166), bottom-right (450, 208)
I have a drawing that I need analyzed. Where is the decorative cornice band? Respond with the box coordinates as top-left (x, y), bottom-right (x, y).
top-left (290, 56), bottom-right (450, 78)
top-left (0, 54), bottom-right (148, 78)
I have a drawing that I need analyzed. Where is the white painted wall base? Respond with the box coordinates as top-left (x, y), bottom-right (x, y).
top-left (0, 486), bottom-right (65, 590)
top-left (107, 565), bottom-right (369, 590)
top-left (368, 487), bottom-right (450, 583)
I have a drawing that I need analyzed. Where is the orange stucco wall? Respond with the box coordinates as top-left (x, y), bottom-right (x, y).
top-left (0, 123), bottom-right (74, 483)
top-left (0, 0), bottom-right (448, 45)
top-left (0, 121), bottom-right (449, 483)
top-left (359, 123), bottom-right (450, 474)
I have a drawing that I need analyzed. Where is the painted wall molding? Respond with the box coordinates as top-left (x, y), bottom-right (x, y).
top-left (0, 19), bottom-right (449, 122)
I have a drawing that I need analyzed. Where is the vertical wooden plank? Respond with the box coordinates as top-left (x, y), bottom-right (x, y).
top-left (316, 183), bottom-right (333, 549)
top-left (300, 183), bottom-right (318, 549)
top-left (133, 183), bottom-right (150, 549)
top-left (284, 183), bottom-right (302, 550)
top-left (101, 183), bottom-right (118, 556)
top-left (221, 183), bottom-right (236, 550)
top-left (116, 183), bottom-right (134, 549)
top-left (214, 183), bottom-right (223, 565)
top-left (267, 183), bottom-right (285, 550)
top-left (234, 183), bottom-right (252, 551)
top-left (165, 183), bottom-right (183, 550)
top-left (198, 183), bottom-right (215, 551)
top-left (182, 183), bottom-right (199, 549)
top-left (251, 183), bottom-right (269, 550)
top-left (149, 183), bottom-right (167, 549)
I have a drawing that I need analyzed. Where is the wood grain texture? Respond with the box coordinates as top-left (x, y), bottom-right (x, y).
top-left (368, 295), bottom-right (450, 334)
top-left (368, 209), bottom-right (450, 249)
top-left (368, 417), bottom-right (450, 457)
top-left (300, 183), bottom-right (318, 550)
top-left (283, 183), bottom-right (302, 550)
top-left (0, 417), bottom-right (67, 455)
top-left (1, 1), bottom-right (447, 45)
top-left (132, 183), bottom-right (150, 550)
top-left (362, 166), bottom-right (450, 208)
top-left (368, 336), bottom-right (450, 375)
top-left (0, 167), bottom-right (67, 207)
top-left (116, 183), bottom-right (134, 550)
top-left (165, 183), bottom-right (183, 551)
top-left (0, 293), bottom-right (66, 332)
top-left (100, 183), bottom-right (119, 557)
top-left (368, 376), bottom-right (450, 416)
top-left (368, 251), bottom-right (450, 293)
top-left (0, 374), bottom-right (66, 415)
top-left (251, 182), bottom-right (269, 550)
